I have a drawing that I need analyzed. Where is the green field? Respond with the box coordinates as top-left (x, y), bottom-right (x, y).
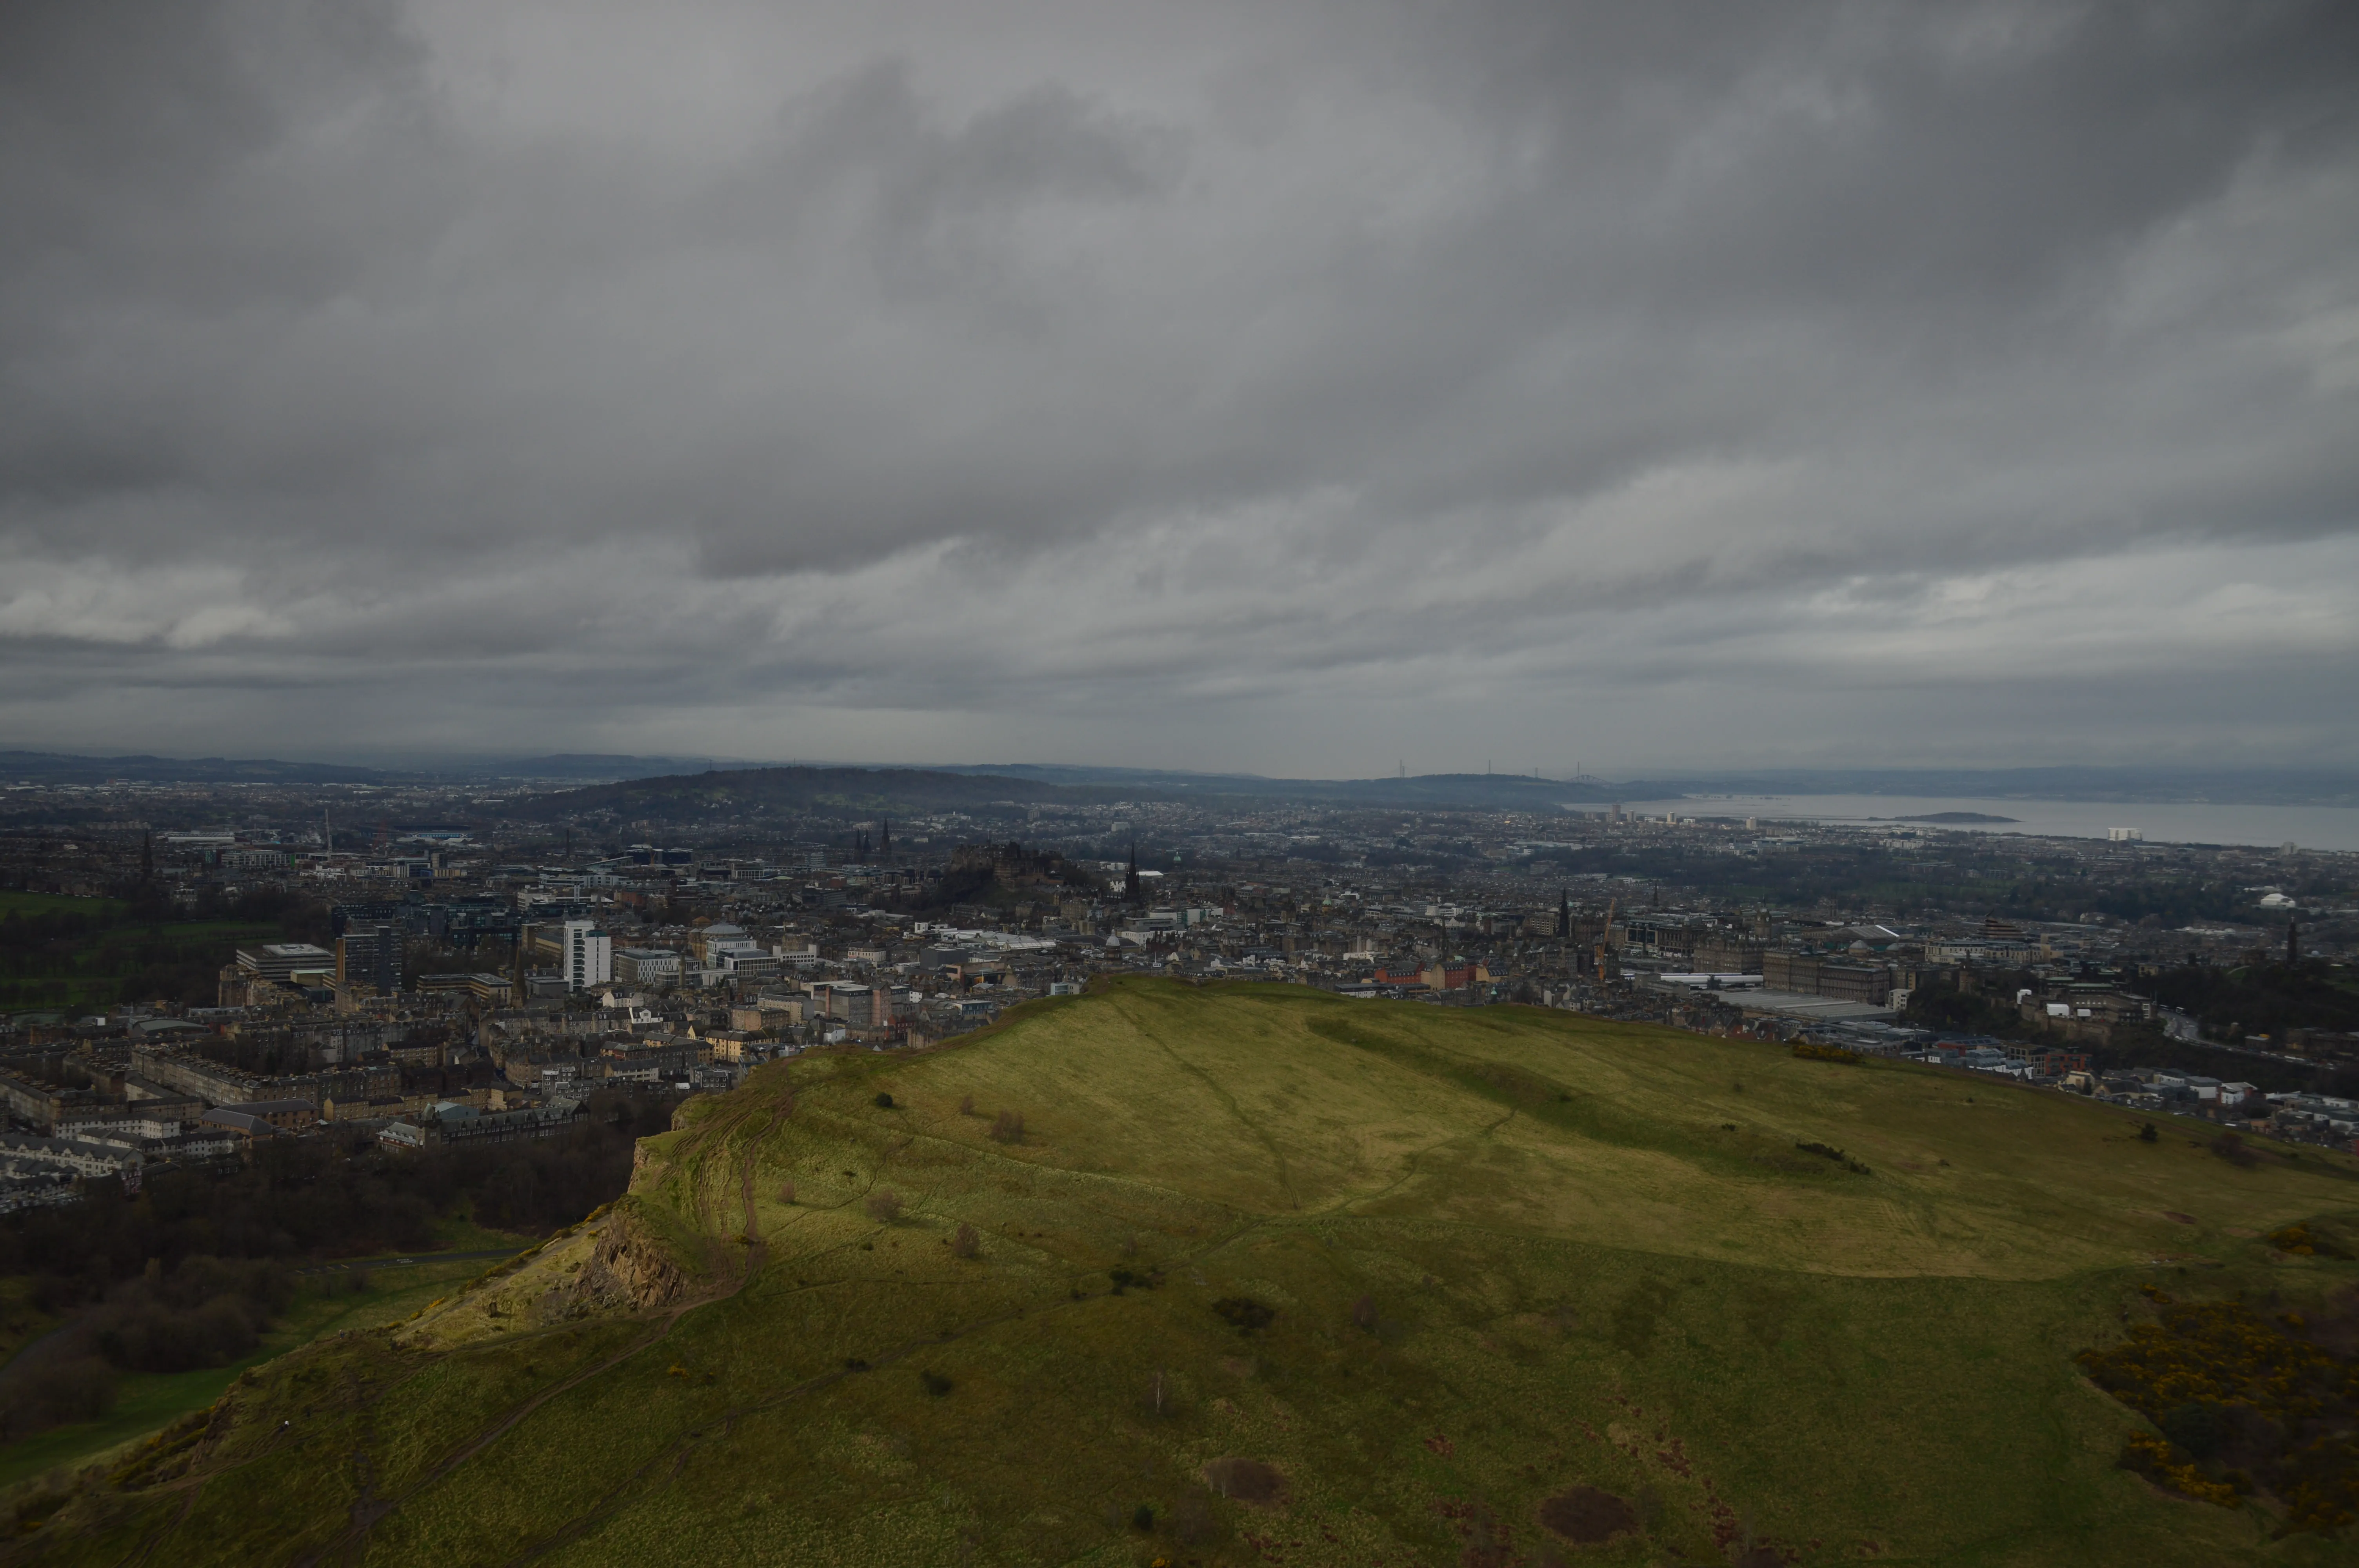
top-left (9, 980), bottom-right (2357, 1564)
top-left (0, 896), bottom-right (122, 919)
top-left (0, 906), bottom-right (278, 1014)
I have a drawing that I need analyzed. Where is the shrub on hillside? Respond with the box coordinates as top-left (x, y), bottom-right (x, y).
top-left (951, 1223), bottom-right (980, 1259)
top-left (989, 1111), bottom-right (1025, 1145)
top-left (865, 1190), bottom-right (904, 1224)
top-left (1795, 1141), bottom-right (1871, 1176)
top-left (1792, 1042), bottom-right (1861, 1064)
top-left (1212, 1297), bottom-right (1275, 1334)
top-left (2208, 1131), bottom-right (2259, 1168)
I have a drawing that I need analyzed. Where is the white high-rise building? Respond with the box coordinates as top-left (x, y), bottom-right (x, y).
top-left (560, 920), bottom-right (612, 991)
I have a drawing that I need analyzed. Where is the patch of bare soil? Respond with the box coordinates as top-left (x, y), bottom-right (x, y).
top-left (1202, 1458), bottom-right (1286, 1505)
top-left (1537, 1485), bottom-right (1636, 1544)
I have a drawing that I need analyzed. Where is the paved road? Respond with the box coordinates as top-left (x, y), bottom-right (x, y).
top-left (294, 1248), bottom-right (525, 1277)
top-left (0, 1317), bottom-right (82, 1391)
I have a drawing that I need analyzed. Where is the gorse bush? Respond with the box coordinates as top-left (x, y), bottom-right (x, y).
top-left (2268, 1224), bottom-right (2351, 1260)
top-left (2119, 1431), bottom-right (2241, 1506)
top-left (1792, 1042), bottom-right (1861, 1064)
top-left (2077, 1286), bottom-right (2359, 1532)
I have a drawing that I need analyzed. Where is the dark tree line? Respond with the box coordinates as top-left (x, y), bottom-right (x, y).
top-left (0, 1087), bottom-right (681, 1443)
top-left (1905, 967), bottom-right (2359, 1096)
top-left (2143, 959), bottom-right (2359, 1043)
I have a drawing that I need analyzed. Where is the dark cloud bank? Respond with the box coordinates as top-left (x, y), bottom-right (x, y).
top-left (2, 0), bottom-right (2355, 775)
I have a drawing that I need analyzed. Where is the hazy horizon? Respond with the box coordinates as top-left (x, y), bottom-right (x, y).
top-left (5, 2), bottom-right (2357, 774)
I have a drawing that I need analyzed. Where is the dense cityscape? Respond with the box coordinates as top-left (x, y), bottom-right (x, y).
top-left (5, 761), bottom-right (2354, 1215)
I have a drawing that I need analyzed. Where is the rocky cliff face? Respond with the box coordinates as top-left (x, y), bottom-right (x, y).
top-left (572, 1209), bottom-right (691, 1311)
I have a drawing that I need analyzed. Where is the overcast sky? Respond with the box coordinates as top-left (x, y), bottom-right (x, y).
top-left (3, 1), bottom-right (2355, 777)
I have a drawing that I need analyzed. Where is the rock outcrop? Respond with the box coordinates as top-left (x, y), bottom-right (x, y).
top-left (573, 1209), bottom-right (692, 1311)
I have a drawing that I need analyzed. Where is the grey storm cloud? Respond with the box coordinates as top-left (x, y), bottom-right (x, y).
top-left (1, 0), bottom-right (2355, 772)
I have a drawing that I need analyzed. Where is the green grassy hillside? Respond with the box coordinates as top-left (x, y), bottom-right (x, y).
top-left (9, 979), bottom-right (2357, 1565)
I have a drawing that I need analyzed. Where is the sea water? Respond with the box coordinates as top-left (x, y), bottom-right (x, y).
top-left (1604, 794), bottom-right (2359, 853)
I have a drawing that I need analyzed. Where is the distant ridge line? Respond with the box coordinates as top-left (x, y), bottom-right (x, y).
top-left (0, 750), bottom-right (2351, 806)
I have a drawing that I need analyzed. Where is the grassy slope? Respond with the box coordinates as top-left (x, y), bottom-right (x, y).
top-left (13, 979), bottom-right (2359, 1566)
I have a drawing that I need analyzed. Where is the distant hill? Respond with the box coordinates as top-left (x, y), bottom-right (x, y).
top-left (942, 762), bottom-right (1647, 808)
top-left (457, 754), bottom-right (726, 782)
top-left (503, 763), bottom-right (1662, 824)
top-left (7, 749), bottom-right (2350, 807)
top-left (493, 764), bottom-right (1131, 826)
top-left (38, 980), bottom-right (2358, 1564)
top-left (0, 750), bottom-right (397, 786)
